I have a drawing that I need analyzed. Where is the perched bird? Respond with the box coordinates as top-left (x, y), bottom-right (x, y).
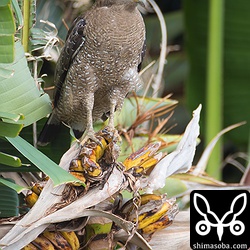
top-left (38, 0), bottom-right (146, 146)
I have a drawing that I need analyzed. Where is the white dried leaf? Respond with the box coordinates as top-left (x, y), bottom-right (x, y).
top-left (145, 105), bottom-right (201, 193)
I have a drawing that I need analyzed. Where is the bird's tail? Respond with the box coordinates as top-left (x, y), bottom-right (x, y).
top-left (37, 113), bottom-right (61, 146)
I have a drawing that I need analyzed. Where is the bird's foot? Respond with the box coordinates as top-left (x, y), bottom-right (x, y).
top-left (80, 130), bottom-right (101, 147)
top-left (101, 126), bottom-right (122, 144)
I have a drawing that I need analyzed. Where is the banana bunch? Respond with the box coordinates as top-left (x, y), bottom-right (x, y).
top-left (23, 133), bottom-right (177, 249)
top-left (120, 194), bottom-right (176, 235)
top-left (25, 182), bottom-right (46, 208)
top-left (69, 135), bottom-right (110, 183)
top-left (123, 142), bottom-right (162, 173)
top-left (24, 183), bottom-right (80, 250)
top-left (22, 230), bottom-right (80, 250)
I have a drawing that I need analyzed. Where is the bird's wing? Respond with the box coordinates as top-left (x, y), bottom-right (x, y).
top-left (54, 16), bottom-right (86, 107)
top-left (137, 39), bottom-right (146, 72)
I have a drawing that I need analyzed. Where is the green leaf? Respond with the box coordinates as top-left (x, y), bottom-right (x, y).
top-left (6, 136), bottom-right (80, 186)
top-left (0, 111), bottom-right (24, 122)
top-left (0, 177), bottom-right (27, 194)
top-left (0, 35), bottom-right (15, 63)
top-left (0, 152), bottom-right (22, 167)
top-left (0, 66), bottom-right (14, 78)
top-left (0, 112), bottom-right (24, 137)
top-left (0, 4), bottom-right (15, 34)
top-left (0, 41), bottom-right (52, 127)
top-left (0, 120), bottom-right (23, 137)
top-left (0, 3), bottom-right (15, 63)
top-left (11, 0), bottom-right (23, 28)
top-left (0, 0), bottom-right (11, 7)
top-left (158, 177), bottom-right (187, 198)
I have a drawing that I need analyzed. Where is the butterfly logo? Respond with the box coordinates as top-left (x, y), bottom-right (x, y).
top-left (193, 192), bottom-right (247, 241)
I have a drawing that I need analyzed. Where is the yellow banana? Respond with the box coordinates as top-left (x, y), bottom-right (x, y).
top-left (32, 235), bottom-right (55, 250)
top-left (123, 142), bottom-right (161, 171)
top-left (70, 136), bottom-right (107, 181)
top-left (69, 159), bottom-right (84, 172)
top-left (25, 191), bottom-right (39, 208)
top-left (136, 213), bottom-right (148, 223)
top-left (138, 201), bottom-right (171, 229)
top-left (89, 137), bottom-right (107, 162)
top-left (135, 157), bottom-right (158, 173)
top-left (42, 230), bottom-right (71, 250)
top-left (22, 243), bottom-right (38, 250)
top-left (120, 194), bottom-right (163, 219)
top-left (141, 214), bottom-right (172, 234)
top-left (84, 158), bottom-right (102, 178)
top-left (31, 182), bottom-right (44, 195)
top-left (69, 172), bottom-right (86, 183)
top-left (135, 152), bottom-right (162, 173)
top-left (140, 194), bottom-right (162, 205)
top-left (60, 231), bottom-right (80, 250)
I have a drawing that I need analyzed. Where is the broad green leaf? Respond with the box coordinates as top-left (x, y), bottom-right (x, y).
top-left (0, 120), bottom-right (23, 137)
top-left (0, 4), bottom-right (15, 34)
top-left (0, 112), bottom-right (24, 137)
top-left (0, 177), bottom-right (27, 193)
top-left (0, 181), bottom-right (19, 217)
top-left (0, 41), bottom-right (52, 126)
top-left (0, 152), bottom-right (22, 167)
top-left (0, 67), bottom-right (14, 78)
top-left (11, 0), bottom-right (23, 28)
top-left (159, 177), bottom-right (187, 198)
top-left (0, 3), bottom-right (15, 63)
top-left (0, 36), bottom-right (15, 63)
top-left (0, 111), bottom-right (23, 122)
top-left (6, 136), bottom-right (80, 186)
top-left (0, 0), bottom-right (11, 7)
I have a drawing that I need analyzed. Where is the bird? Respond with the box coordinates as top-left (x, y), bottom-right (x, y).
top-left (37, 0), bottom-right (146, 146)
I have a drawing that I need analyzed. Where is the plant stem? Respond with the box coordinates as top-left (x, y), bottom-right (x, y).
top-left (22, 0), bottom-right (30, 52)
top-left (147, 0), bottom-right (167, 97)
top-left (205, 0), bottom-right (224, 179)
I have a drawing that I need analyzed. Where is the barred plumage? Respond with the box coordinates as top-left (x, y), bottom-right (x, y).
top-left (38, 0), bottom-right (146, 146)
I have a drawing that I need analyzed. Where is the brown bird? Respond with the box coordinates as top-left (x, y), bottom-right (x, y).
top-left (38, 0), bottom-right (146, 146)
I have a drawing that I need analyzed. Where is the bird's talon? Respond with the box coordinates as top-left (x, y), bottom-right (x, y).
top-left (80, 133), bottom-right (102, 147)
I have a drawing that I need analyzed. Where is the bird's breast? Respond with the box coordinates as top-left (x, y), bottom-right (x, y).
top-left (76, 7), bottom-right (145, 78)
